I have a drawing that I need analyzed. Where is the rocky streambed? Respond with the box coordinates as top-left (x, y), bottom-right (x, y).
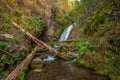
top-left (25, 51), bottom-right (109, 80)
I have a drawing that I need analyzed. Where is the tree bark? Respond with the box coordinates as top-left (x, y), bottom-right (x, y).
top-left (5, 47), bottom-right (38, 80)
top-left (10, 20), bottom-right (66, 59)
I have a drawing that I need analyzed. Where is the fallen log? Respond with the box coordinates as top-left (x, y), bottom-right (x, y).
top-left (11, 20), bottom-right (66, 59)
top-left (54, 40), bottom-right (76, 43)
top-left (47, 40), bottom-right (76, 44)
top-left (5, 47), bottom-right (38, 80)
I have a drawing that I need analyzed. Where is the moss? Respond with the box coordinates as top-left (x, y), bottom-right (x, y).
top-left (31, 59), bottom-right (43, 69)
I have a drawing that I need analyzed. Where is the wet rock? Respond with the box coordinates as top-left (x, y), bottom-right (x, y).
top-left (45, 26), bottom-right (55, 41)
top-left (53, 44), bottom-right (61, 51)
top-left (31, 58), bottom-right (44, 69)
top-left (33, 69), bottom-right (43, 72)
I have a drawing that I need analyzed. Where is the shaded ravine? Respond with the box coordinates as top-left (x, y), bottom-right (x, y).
top-left (25, 25), bottom-right (109, 80)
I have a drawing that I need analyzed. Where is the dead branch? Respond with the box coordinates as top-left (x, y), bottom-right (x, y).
top-left (5, 47), bottom-right (38, 80)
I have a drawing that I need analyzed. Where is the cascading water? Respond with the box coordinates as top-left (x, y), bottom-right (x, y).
top-left (59, 25), bottom-right (73, 41)
top-left (43, 55), bottom-right (56, 62)
top-left (53, 24), bottom-right (73, 50)
top-left (43, 24), bottom-right (74, 62)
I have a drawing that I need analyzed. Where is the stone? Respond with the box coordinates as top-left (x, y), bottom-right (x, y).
top-left (53, 44), bottom-right (61, 51)
top-left (31, 58), bottom-right (44, 69)
top-left (33, 69), bottom-right (43, 72)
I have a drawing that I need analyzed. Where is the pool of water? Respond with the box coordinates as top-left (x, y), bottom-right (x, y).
top-left (26, 58), bottom-right (108, 80)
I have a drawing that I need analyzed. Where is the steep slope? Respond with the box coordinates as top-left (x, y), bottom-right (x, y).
top-left (0, 0), bottom-right (73, 79)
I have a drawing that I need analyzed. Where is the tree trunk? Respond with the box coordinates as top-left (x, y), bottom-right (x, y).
top-left (5, 47), bottom-right (38, 80)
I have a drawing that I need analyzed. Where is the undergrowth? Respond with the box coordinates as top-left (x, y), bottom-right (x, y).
top-left (0, 0), bottom-right (44, 45)
top-left (0, 41), bottom-right (26, 79)
top-left (72, 0), bottom-right (120, 80)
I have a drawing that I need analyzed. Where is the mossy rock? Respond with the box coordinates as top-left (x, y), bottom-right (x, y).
top-left (31, 58), bottom-right (44, 69)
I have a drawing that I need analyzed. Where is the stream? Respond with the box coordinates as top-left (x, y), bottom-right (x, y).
top-left (25, 25), bottom-right (109, 80)
top-left (26, 58), bottom-right (108, 80)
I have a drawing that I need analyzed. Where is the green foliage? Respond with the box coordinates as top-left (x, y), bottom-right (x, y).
top-left (75, 40), bottom-right (95, 55)
top-left (32, 18), bottom-right (44, 28)
top-left (0, 55), bottom-right (9, 64)
top-left (1, 71), bottom-right (9, 78)
top-left (72, 0), bottom-right (120, 79)
top-left (12, 10), bottom-right (22, 24)
top-left (0, 42), bottom-right (10, 50)
top-left (56, 13), bottom-right (70, 24)
top-left (0, 1), bottom-right (44, 45)
top-left (0, 51), bottom-right (26, 78)
top-left (8, 38), bottom-right (17, 43)
top-left (21, 16), bottom-right (44, 36)
top-left (0, 19), bottom-right (12, 30)
top-left (66, 51), bottom-right (72, 57)
top-left (82, 5), bottom-right (112, 34)
top-left (14, 10), bottom-right (22, 18)
top-left (18, 71), bottom-right (25, 80)
top-left (15, 30), bottom-right (26, 41)
top-left (31, 18), bottom-right (44, 34)
top-left (66, 51), bottom-right (73, 59)
top-left (75, 40), bottom-right (95, 65)
top-left (9, 52), bottom-right (26, 63)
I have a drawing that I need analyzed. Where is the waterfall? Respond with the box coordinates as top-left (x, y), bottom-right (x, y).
top-left (43, 24), bottom-right (73, 62)
top-left (53, 24), bottom-right (73, 50)
top-left (59, 25), bottom-right (73, 41)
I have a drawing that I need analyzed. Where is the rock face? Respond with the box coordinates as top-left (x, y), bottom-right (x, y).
top-left (31, 58), bottom-right (44, 69)
top-left (45, 25), bottom-right (55, 41)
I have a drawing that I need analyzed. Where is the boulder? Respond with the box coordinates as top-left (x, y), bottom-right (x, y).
top-left (31, 58), bottom-right (44, 69)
